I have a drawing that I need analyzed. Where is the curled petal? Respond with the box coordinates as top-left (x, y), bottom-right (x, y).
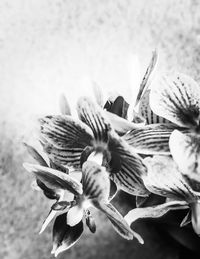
top-left (105, 111), bottom-right (143, 135)
top-left (82, 161), bottom-right (110, 202)
top-left (23, 163), bottom-right (83, 195)
top-left (135, 50), bottom-right (158, 106)
top-left (109, 132), bottom-right (149, 196)
top-left (40, 115), bottom-right (93, 167)
top-left (36, 179), bottom-right (60, 200)
top-left (150, 73), bottom-right (200, 128)
top-left (143, 156), bottom-right (197, 202)
top-left (94, 201), bottom-right (143, 243)
top-left (123, 123), bottom-right (182, 155)
top-left (169, 130), bottom-right (200, 175)
top-left (52, 213), bottom-right (83, 257)
top-left (139, 90), bottom-right (171, 124)
top-left (67, 206), bottom-right (84, 227)
top-left (77, 97), bottom-right (111, 142)
top-left (104, 96), bottom-right (129, 119)
top-left (125, 200), bottom-right (188, 226)
top-left (59, 94), bottom-right (71, 115)
top-left (180, 210), bottom-right (191, 227)
top-left (24, 143), bottom-right (48, 167)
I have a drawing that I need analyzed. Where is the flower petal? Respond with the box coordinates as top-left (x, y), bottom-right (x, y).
top-left (82, 161), bottom-right (110, 202)
top-left (191, 202), bottom-right (200, 235)
top-left (139, 90), bottom-right (171, 124)
top-left (180, 210), bottom-right (191, 227)
top-left (40, 209), bottom-right (58, 234)
top-left (108, 132), bottom-right (149, 196)
top-left (52, 213), bottom-right (83, 257)
top-left (105, 111), bottom-right (144, 135)
top-left (135, 50), bottom-right (158, 106)
top-left (24, 143), bottom-right (48, 167)
top-left (77, 97), bottom-right (111, 142)
top-left (23, 163), bottom-right (83, 195)
top-left (143, 156), bottom-right (197, 202)
top-left (104, 96), bottom-right (129, 119)
top-left (94, 201), bottom-right (143, 243)
top-left (150, 73), bottom-right (200, 128)
top-left (40, 115), bottom-right (93, 167)
top-left (59, 94), bottom-right (71, 115)
top-left (125, 200), bottom-right (188, 226)
top-left (169, 130), bottom-right (200, 175)
top-left (85, 209), bottom-right (96, 233)
top-left (67, 206), bottom-right (84, 226)
top-left (123, 123), bottom-right (182, 155)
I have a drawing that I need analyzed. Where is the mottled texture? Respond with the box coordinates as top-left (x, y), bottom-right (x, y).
top-left (1, 0), bottom-right (199, 258)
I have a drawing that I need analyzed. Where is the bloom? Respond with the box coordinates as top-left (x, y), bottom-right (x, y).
top-left (124, 155), bottom-right (200, 236)
top-left (24, 159), bottom-right (143, 257)
top-left (39, 96), bottom-right (148, 196)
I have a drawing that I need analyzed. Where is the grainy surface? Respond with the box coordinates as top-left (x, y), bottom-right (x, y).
top-left (1, 0), bottom-right (199, 258)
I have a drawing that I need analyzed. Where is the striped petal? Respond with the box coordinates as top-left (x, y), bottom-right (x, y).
top-left (82, 161), bottom-right (110, 202)
top-left (150, 73), bottom-right (200, 128)
top-left (23, 163), bottom-right (83, 195)
top-left (108, 131), bottom-right (149, 196)
top-left (169, 130), bottom-right (200, 175)
top-left (52, 214), bottom-right (83, 257)
top-left (139, 90), bottom-right (170, 124)
top-left (123, 123), bottom-right (181, 155)
top-left (77, 97), bottom-right (111, 143)
top-left (40, 115), bottom-right (94, 167)
top-left (135, 50), bottom-right (158, 106)
top-left (125, 200), bottom-right (188, 226)
top-left (143, 156), bottom-right (197, 202)
top-left (94, 201), bottom-right (143, 243)
top-left (105, 111), bottom-right (144, 135)
top-left (59, 94), bottom-right (71, 115)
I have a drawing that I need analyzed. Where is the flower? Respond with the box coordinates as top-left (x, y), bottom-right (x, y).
top-left (123, 73), bottom-right (200, 156)
top-left (39, 96), bottom-right (148, 196)
top-left (124, 155), bottom-right (200, 236)
top-left (23, 159), bottom-right (143, 257)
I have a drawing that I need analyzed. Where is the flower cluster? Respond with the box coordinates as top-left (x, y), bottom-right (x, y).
top-left (23, 51), bottom-right (200, 257)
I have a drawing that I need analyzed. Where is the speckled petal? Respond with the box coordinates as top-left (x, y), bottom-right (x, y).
top-left (125, 200), bottom-right (188, 226)
top-left (143, 156), bottom-right (197, 202)
top-left (77, 97), bottom-right (111, 142)
top-left (150, 73), bottom-right (200, 128)
top-left (23, 163), bottom-right (83, 195)
top-left (169, 130), bottom-right (200, 175)
top-left (52, 213), bottom-right (83, 257)
top-left (40, 115), bottom-right (94, 167)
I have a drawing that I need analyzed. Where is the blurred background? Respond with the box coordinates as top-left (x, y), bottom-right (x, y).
top-left (1, 0), bottom-right (200, 258)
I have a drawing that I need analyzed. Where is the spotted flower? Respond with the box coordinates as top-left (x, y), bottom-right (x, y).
top-left (124, 73), bottom-right (200, 156)
top-left (39, 96), bottom-right (148, 196)
top-left (125, 154), bottom-right (200, 236)
top-left (24, 159), bottom-right (143, 257)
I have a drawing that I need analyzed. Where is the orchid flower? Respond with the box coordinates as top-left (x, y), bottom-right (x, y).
top-left (39, 96), bottom-right (148, 197)
top-left (125, 155), bottom-right (200, 236)
top-left (23, 160), bottom-right (143, 257)
top-left (123, 73), bottom-right (200, 155)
